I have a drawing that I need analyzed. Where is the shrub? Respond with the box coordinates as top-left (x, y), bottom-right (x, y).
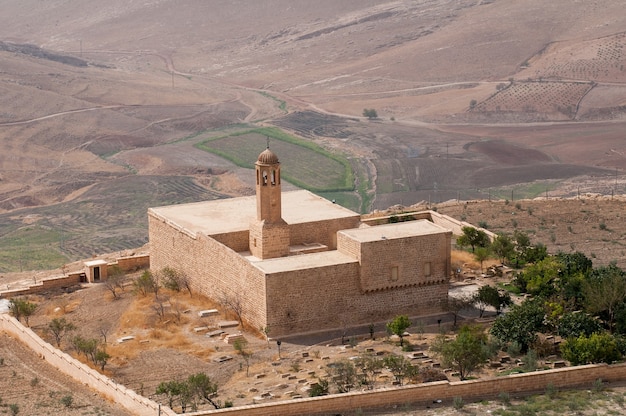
top-left (453, 396), bottom-right (464, 409)
top-left (560, 333), bottom-right (622, 365)
top-left (309, 378), bottom-right (329, 397)
top-left (60, 395), bottom-right (73, 408)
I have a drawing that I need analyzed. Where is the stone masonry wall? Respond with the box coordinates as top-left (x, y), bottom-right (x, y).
top-left (149, 213), bottom-right (268, 330)
top-left (356, 232), bottom-right (450, 292)
top-left (212, 230), bottom-right (249, 252)
top-left (249, 220), bottom-right (290, 259)
top-left (0, 314), bottom-right (175, 416)
top-left (265, 262), bottom-right (448, 336)
top-left (186, 363), bottom-right (626, 416)
top-left (289, 216), bottom-right (361, 249)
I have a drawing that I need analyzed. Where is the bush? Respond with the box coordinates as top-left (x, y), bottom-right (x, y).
top-left (309, 378), bottom-right (329, 397)
top-left (560, 333), bottom-right (622, 365)
top-left (453, 396), bottom-right (464, 409)
top-left (558, 312), bottom-right (603, 338)
top-left (60, 395), bottom-right (73, 408)
top-left (362, 108), bottom-right (378, 119)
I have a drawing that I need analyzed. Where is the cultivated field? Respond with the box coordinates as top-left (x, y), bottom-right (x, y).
top-left (0, 2), bottom-right (624, 268)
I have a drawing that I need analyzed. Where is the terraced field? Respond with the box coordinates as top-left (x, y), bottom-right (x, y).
top-left (472, 81), bottom-right (593, 120)
top-left (0, 175), bottom-right (226, 272)
top-left (521, 32), bottom-right (626, 83)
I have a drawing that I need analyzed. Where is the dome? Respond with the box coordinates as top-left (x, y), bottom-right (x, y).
top-left (257, 147), bottom-right (279, 164)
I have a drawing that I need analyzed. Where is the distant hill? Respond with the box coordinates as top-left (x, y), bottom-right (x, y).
top-left (0, 0), bottom-right (625, 271)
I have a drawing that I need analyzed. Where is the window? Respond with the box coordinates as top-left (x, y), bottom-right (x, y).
top-left (390, 266), bottom-right (399, 281)
top-left (424, 262), bottom-right (432, 277)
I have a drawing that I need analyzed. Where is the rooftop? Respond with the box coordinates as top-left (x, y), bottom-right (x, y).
top-left (148, 190), bottom-right (360, 236)
top-left (247, 250), bottom-right (357, 274)
top-left (339, 220), bottom-right (450, 243)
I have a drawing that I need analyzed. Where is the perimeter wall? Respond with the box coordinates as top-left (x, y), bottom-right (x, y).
top-left (0, 314), bottom-right (175, 416)
top-left (186, 361), bottom-right (626, 416)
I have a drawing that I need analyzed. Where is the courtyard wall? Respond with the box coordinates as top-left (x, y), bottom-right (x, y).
top-left (0, 314), bottom-right (175, 416)
top-left (185, 362), bottom-right (626, 416)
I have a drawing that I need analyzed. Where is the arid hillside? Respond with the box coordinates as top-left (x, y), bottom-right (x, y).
top-left (0, 1), bottom-right (625, 271)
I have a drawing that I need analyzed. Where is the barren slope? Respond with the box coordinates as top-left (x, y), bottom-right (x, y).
top-left (0, 1), bottom-right (625, 270)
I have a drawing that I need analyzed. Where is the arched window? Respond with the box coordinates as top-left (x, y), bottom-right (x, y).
top-left (262, 171), bottom-right (268, 186)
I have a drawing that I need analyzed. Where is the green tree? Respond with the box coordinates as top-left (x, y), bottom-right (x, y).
top-left (159, 267), bottom-right (191, 295)
top-left (473, 285), bottom-right (512, 317)
top-left (557, 312), bottom-right (603, 339)
top-left (353, 353), bottom-right (383, 389)
top-left (491, 233), bottom-right (515, 264)
top-left (8, 298), bottom-right (37, 326)
top-left (326, 359), bottom-right (357, 393)
top-left (387, 315), bottom-right (412, 347)
top-left (133, 270), bottom-right (158, 297)
top-left (560, 332), bottom-right (622, 365)
top-left (156, 380), bottom-right (184, 410)
top-left (490, 298), bottom-right (546, 352)
top-left (233, 338), bottom-right (252, 377)
top-left (363, 108), bottom-right (378, 119)
top-left (48, 317), bottom-right (76, 347)
top-left (309, 378), bottom-right (330, 397)
top-left (474, 247), bottom-right (490, 273)
top-left (187, 373), bottom-right (219, 409)
top-left (382, 354), bottom-right (415, 386)
top-left (515, 256), bottom-right (562, 297)
top-left (104, 265), bottom-right (126, 300)
top-left (431, 325), bottom-right (494, 380)
top-left (583, 265), bottom-right (626, 331)
top-left (556, 252), bottom-right (593, 279)
top-left (456, 226), bottom-right (490, 253)
top-left (94, 349), bottom-right (110, 371)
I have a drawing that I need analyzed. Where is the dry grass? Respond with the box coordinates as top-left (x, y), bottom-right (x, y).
top-left (109, 289), bottom-right (220, 363)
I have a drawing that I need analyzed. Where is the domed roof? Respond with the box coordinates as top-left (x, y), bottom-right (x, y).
top-left (257, 147), bottom-right (279, 165)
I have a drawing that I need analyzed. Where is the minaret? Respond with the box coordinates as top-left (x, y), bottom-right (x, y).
top-left (249, 145), bottom-right (290, 259)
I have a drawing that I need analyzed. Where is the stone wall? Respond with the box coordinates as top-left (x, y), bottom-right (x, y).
top-left (345, 231), bottom-right (450, 292)
top-left (116, 254), bottom-right (150, 272)
top-left (265, 262), bottom-right (448, 336)
top-left (1, 273), bottom-right (82, 298)
top-left (0, 254), bottom-right (150, 298)
top-left (150, 211), bottom-right (450, 337)
top-left (185, 362), bottom-right (626, 416)
top-left (149, 213), bottom-right (268, 330)
top-left (362, 210), bottom-right (496, 240)
top-left (289, 216), bottom-right (360, 249)
top-left (0, 314), bottom-right (175, 416)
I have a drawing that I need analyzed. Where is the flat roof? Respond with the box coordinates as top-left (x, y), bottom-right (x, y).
top-left (248, 250), bottom-right (357, 274)
top-left (339, 220), bottom-right (449, 243)
top-left (149, 190), bottom-right (359, 236)
top-left (84, 259), bottom-right (108, 267)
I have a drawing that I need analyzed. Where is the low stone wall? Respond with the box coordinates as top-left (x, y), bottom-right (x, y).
top-left (116, 254), bottom-right (150, 272)
top-left (0, 254), bottom-right (150, 298)
top-left (1, 273), bottom-right (82, 298)
top-left (0, 314), bottom-right (175, 416)
top-left (362, 210), bottom-right (496, 240)
top-left (186, 362), bottom-right (626, 416)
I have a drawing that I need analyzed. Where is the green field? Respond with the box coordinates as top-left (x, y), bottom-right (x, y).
top-left (196, 127), bottom-right (354, 193)
top-left (0, 175), bottom-right (223, 272)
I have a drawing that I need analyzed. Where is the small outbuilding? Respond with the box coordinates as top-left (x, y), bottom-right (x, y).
top-left (83, 259), bottom-right (108, 283)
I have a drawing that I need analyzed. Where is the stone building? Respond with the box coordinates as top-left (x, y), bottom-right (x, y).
top-left (148, 147), bottom-right (452, 337)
